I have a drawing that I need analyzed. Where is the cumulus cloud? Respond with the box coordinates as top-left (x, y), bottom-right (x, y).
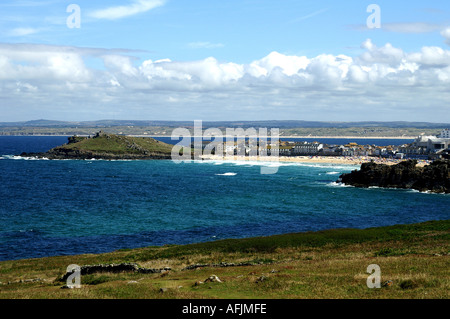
top-left (359, 39), bottom-right (405, 66)
top-left (90, 0), bottom-right (166, 20)
top-left (1, 36), bottom-right (450, 121)
top-left (1, 40), bottom-right (450, 90)
top-left (441, 27), bottom-right (450, 46)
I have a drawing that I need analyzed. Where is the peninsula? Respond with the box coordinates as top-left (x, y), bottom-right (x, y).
top-left (20, 131), bottom-right (174, 160)
top-left (338, 159), bottom-right (450, 194)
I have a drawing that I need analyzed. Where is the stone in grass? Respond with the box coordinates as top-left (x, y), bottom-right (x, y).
top-left (204, 275), bottom-right (222, 283)
top-left (256, 275), bottom-right (268, 283)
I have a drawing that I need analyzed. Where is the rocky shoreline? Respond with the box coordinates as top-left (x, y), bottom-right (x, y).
top-left (338, 159), bottom-right (449, 194)
top-left (19, 150), bottom-right (172, 160)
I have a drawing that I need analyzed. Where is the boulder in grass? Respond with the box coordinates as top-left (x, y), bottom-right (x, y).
top-left (204, 275), bottom-right (222, 283)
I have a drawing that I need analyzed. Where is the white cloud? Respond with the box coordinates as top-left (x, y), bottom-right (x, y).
top-left (441, 27), bottom-right (450, 45)
top-left (358, 40), bottom-right (405, 66)
top-left (249, 51), bottom-right (310, 77)
top-left (90, 0), bottom-right (166, 20)
top-left (8, 27), bottom-right (39, 37)
top-left (408, 46), bottom-right (450, 66)
top-left (1, 39), bottom-right (450, 121)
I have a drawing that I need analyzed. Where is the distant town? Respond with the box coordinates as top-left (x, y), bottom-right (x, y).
top-left (199, 129), bottom-right (450, 160)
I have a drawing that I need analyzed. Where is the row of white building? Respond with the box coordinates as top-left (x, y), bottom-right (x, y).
top-left (196, 129), bottom-right (450, 159)
top-left (398, 129), bottom-right (450, 158)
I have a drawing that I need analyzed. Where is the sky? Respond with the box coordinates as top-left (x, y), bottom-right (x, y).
top-left (0, 0), bottom-right (450, 123)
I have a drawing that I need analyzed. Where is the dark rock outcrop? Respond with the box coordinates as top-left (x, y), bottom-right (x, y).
top-left (338, 159), bottom-right (450, 194)
top-left (58, 263), bottom-right (171, 282)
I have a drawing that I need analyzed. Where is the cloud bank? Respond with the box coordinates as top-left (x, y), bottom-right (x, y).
top-left (1, 33), bottom-right (450, 121)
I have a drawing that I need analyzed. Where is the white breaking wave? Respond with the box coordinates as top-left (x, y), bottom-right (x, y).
top-left (326, 171), bottom-right (340, 175)
top-left (200, 159), bottom-right (358, 170)
top-left (1, 155), bottom-right (49, 161)
top-left (215, 172), bottom-right (238, 176)
top-left (327, 182), bottom-right (354, 188)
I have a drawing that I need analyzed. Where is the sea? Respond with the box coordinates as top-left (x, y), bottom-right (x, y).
top-left (0, 136), bottom-right (448, 261)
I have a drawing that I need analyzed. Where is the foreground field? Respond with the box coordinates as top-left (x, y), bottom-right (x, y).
top-left (0, 220), bottom-right (448, 299)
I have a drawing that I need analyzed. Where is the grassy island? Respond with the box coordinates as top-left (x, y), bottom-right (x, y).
top-left (21, 131), bottom-right (175, 160)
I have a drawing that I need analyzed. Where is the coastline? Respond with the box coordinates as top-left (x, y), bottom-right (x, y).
top-left (274, 136), bottom-right (416, 140)
top-left (140, 135), bottom-right (416, 140)
top-left (0, 134), bottom-right (416, 140)
top-left (201, 155), bottom-right (430, 167)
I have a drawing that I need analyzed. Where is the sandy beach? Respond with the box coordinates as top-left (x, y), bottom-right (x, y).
top-left (201, 155), bottom-right (430, 167)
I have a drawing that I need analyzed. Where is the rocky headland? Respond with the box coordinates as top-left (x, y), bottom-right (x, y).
top-left (20, 131), bottom-right (174, 160)
top-left (338, 159), bottom-right (450, 194)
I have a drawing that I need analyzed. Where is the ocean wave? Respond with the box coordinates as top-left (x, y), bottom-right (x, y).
top-left (200, 159), bottom-right (358, 170)
top-left (0, 155), bottom-right (49, 161)
top-left (338, 184), bottom-right (448, 195)
top-left (407, 189), bottom-right (449, 195)
top-left (326, 171), bottom-right (340, 175)
top-left (327, 182), bottom-right (354, 188)
top-left (215, 172), bottom-right (237, 176)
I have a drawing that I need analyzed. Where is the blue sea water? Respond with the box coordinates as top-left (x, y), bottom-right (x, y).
top-left (0, 136), bottom-right (448, 261)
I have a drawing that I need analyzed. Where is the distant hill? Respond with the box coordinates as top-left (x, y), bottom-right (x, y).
top-left (1, 119), bottom-right (448, 129)
top-left (1, 119), bottom-right (448, 137)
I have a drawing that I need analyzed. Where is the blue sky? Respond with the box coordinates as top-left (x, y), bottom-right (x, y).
top-left (1, 0), bottom-right (450, 122)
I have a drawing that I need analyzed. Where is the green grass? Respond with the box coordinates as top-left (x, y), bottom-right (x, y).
top-left (56, 133), bottom-right (173, 155)
top-left (0, 220), bottom-right (448, 299)
top-left (125, 220), bottom-right (449, 261)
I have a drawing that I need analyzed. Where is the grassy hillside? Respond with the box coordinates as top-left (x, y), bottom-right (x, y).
top-left (45, 132), bottom-right (174, 159)
top-left (0, 220), bottom-right (448, 299)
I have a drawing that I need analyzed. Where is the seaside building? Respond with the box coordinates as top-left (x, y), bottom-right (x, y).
top-left (399, 130), bottom-right (450, 159)
top-left (320, 146), bottom-right (342, 156)
top-left (439, 129), bottom-right (450, 139)
top-left (426, 137), bottom-right (450, 154)
top-left (213, 131), bottom-right (449, 159)
top-left (279, 145), bottom-right (295, 155)
top-left (292, 142), bottom-right (323, 155)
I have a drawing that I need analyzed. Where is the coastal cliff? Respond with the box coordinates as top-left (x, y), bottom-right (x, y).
top-left (20, 132), bottom-right (174, 160)
top-left (338, 159), bottom-right (450, 194)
